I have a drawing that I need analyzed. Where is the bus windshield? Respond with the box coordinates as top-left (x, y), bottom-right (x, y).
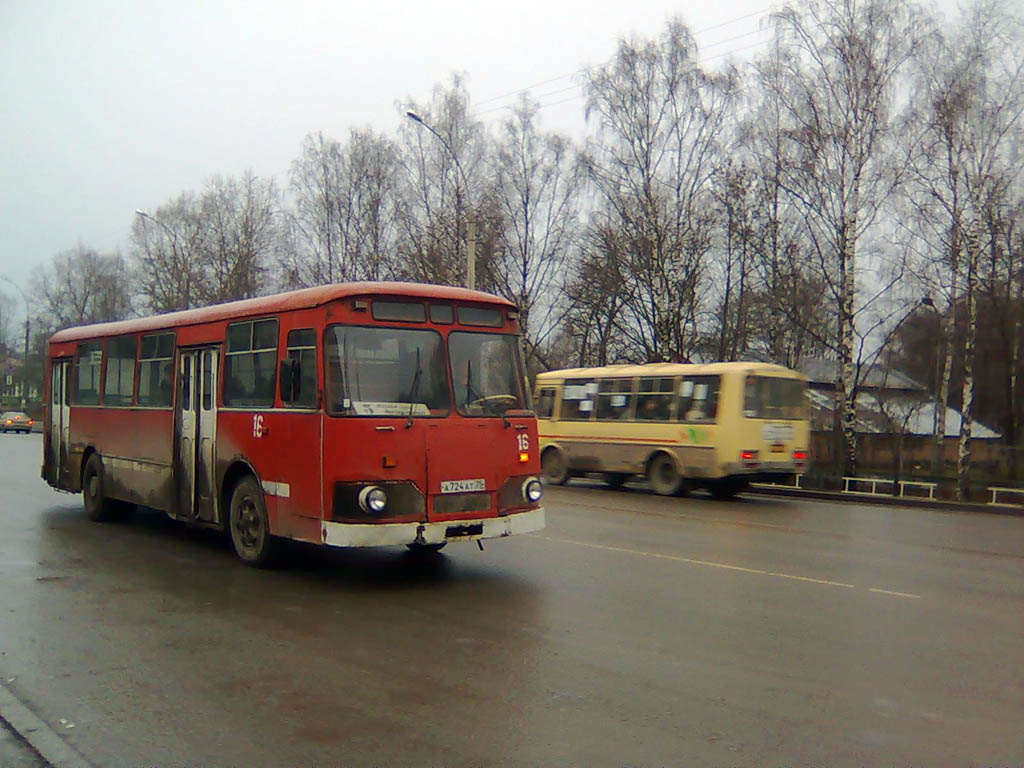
top-left (449, 332), bottom-right (528, 416)
top-left (743, 376), bottom-right (807, 420)
top-left (326, 326), bottom-right (449, 416)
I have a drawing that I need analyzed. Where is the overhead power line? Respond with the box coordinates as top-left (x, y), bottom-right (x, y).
top-left (473, 4), bottom-right (778, 115)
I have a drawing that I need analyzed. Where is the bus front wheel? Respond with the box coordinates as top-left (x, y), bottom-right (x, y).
top-left (541, 448), bottom-right (569, 485)
top-left (647, 454), bottom-right (682, 496)
top-left (229, 476), bottom-right (279, 567)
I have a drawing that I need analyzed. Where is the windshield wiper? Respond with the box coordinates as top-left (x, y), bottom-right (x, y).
top-left (405, 347), bottom-right (422, 429)
top-left (465, 359), bottom-right (482, 408)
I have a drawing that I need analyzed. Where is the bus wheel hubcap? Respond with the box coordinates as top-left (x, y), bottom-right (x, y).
top-left (237, 500), bottom-right (261, 548)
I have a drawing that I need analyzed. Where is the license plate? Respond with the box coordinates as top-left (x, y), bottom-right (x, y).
top-left (440, 478), bottom-right (486, 493)
top-left (762, 424), bottom-right (794, 442)
top-left (771, 443), bottom-right (785, 453)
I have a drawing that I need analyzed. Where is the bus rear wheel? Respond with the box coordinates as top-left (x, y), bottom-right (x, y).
top-left (229, 476), bottom-right (279, 567)
top-left (541, 448), bottom-right (569, 485)
top-left (647, 454), bottom-right (682, 496)
top-left (83, 453), bottom-right (117, 522)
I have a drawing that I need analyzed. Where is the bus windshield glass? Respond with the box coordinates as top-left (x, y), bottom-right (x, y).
top-left (326, 326), bottom-right (449, 417)
top-left (449, 332), bottom-right (527, 417)
top-left (743, 376), bottom-right (807, 420)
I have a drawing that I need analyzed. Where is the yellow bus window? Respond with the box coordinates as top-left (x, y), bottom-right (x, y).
top-left (596, 379), bottom-right (633, 420)
top-left (677, 375), bottom-right (719, 422)
top-left (636, 377), bottom-right (674, 421)
top-left (560, 379), bottom-right (596, 420)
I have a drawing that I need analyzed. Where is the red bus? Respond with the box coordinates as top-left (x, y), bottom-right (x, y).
top-left (43, 282), bottom-right (545, 566)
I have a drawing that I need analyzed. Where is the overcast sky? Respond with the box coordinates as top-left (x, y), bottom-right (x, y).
top-left (0, 0), bottom-right (784, 301)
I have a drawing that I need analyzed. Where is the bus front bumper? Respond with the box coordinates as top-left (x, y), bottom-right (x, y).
top-left (321, 507), bottom-right (546, 548)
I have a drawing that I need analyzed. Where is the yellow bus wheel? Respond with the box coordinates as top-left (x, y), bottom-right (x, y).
top-left (647, 454), bottom-right (682, 496)
top-left (541, 448), bottom-right (569, 485)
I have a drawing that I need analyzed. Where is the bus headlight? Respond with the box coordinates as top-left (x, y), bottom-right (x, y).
top-left (522, 477), bottom-right (543, 503)
top-left (358, 486), bottom-right (388, 513)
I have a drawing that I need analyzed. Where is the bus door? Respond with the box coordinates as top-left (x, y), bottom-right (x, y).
top-left (48, 359), bottom-right (71, 486)
top-left (175, 347), bottom-right (219, 522)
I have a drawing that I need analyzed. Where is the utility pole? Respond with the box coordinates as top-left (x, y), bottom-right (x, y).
top-left (405, 110), bottom-right (476, 290)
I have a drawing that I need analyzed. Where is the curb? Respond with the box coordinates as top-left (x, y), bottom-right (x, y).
top-left (748, 484), bottom-right (1024, 517)
top-left (0, 681), bottom-right (92, 768)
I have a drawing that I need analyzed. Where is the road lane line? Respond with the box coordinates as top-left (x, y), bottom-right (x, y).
top-left (868, 588), bottom-right (921, 599)
top-left (529, 534), bottom-right (856, 589)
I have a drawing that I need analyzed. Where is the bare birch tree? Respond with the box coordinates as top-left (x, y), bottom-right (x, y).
top-left (902, 0), bottom-right (1024, 496)
top-left (743, 40), bottom-right (835, 368)
top-left (131, 193), bottom-right (208, 312)
top-left (197, 171), bottom-right (279, 304)
top-left (30, 245), bottom-right (133, 329)
top-left (491, 95), bottom-right (580, 367)
top-left (761, 0), bottom-right (926, 473)
top-left (581, 19), bottom-right (737, 363)
top-left (286, 129), bottom-right (401, 286)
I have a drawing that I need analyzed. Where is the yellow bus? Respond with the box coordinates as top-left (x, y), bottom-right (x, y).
top-left (534, 362), bottom-right (809, 498)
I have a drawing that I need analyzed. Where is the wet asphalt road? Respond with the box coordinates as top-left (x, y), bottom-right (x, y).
top-left (0, 432), bottom-right (1022, 767)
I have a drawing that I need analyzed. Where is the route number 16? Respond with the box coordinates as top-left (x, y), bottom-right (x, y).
top-left (517, 433), bottom-right (529, 452)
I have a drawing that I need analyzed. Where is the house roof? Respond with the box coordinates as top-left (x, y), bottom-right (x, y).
top-left (806, 388), bottom-right (1001, 438)
top-left (798, 357), bottom-right (925, 391)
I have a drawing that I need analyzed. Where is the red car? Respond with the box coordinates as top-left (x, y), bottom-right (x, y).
top-left (1, 411), bottom-right (33, 434)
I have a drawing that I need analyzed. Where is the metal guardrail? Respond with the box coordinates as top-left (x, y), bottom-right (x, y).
top-left (897, 480), bottom-right (937, 500)
top-left (751, 474), bottom-right (803, 490)
top-left (842, 477), bottom-right (938, 499)
top-left (842, 476), bottom-right (894, 496)
top-left (987, 486), bottom-right (1024, 508)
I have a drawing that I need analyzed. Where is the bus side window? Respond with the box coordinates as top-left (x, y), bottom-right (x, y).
top-left (636, 377), bottom-right (674, 421)
top-left (224, 318), bottom-right (278, 408)
top-left (536, 388), bottom-right (556, 419)
top-left (677, 376), bottom-right (720, 423)
top-left (74, 342), bottom-right (103, 405)
top-left (138, 332), bottom-right (175, 408)
top-left (596, 379), bottom-right (633, 420)
top-left (103, 335), bottom-right (137, 406)
top-left (283, 328), bottom-right (318, 408)
top-left (560, 379), bottom-right (596, 420)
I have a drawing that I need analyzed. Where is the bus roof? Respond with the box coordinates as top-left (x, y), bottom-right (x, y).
top-left (535, 361), bottom-right (807, 380)
top-left (49, 282), bottom-right (515, 344)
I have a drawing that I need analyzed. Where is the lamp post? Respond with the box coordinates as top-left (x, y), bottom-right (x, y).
top-left (1, 275), bottom-right (30, 408)
top-left (405, 110), bottom-right (476, 290)
top-left (135, 208), bottom-right (189, 308)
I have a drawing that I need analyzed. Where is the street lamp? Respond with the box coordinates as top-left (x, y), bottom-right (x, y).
top-left (135, 208), bottom-right (189, 308)
top-left (0, 275), bottom-right (30, 408)
top-left (405, 110), bottom-right (477, 290)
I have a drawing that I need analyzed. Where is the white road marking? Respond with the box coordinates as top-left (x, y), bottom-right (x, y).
top-left (529, 534), bottom-right (921, 598)
top-left (868, 587), bottom-right (921, 599)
